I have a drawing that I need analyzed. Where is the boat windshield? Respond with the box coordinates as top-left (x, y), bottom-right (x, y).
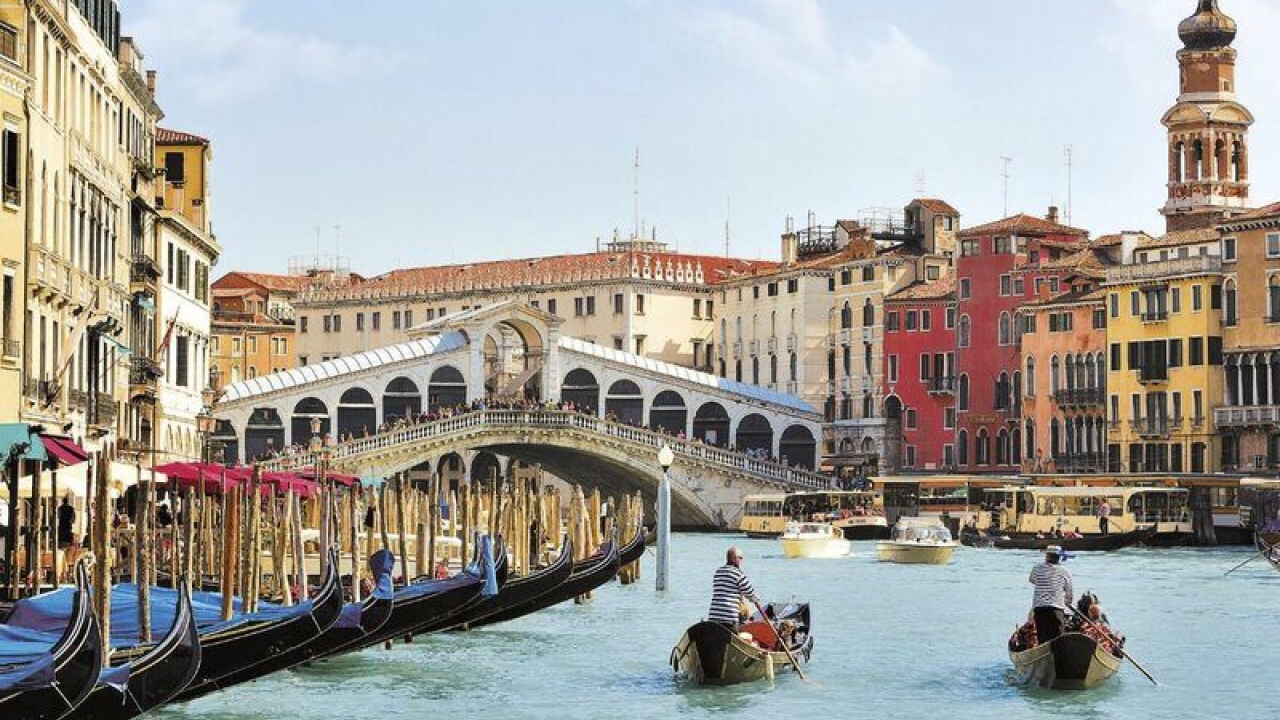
top-left (893, 523), bottom-right (952, 543)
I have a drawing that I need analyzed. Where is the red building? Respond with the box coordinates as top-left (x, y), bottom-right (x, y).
top-left (953, 211), bottom-right (1089, 472)
top-left (883, 275), bottom-right (956, 471)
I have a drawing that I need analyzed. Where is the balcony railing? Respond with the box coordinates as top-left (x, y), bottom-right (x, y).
top-left (1129, 418), bottom-right (1183, 437)
top-left (129, 356), bottom-right (163, 386)
top-left (1137, 368), bottom-right (1169, 384)
top-left (1216, 406), bottom-right (1280, 428)
top-left (1052, 452), bottom-right (1106, 472)
top-left (1105, 255), bottom-right (1222, 283)
top-left (1141, 310), bottom-right (1168, 322)
top-left (94, 395), bottom-right (117, 426)
top-left (927, 376), bottom-right (956, 394)
top-left (1053, 387), bottom-right (1105, 407)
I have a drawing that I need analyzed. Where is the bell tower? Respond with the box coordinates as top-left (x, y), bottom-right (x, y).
top-left (1161, 0), bottom-right (1254, 233)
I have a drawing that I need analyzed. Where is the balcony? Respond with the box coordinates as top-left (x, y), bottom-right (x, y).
top-left (93, 395), bottom-right (117, 427)
top-left (1216, 406), bottom-right (1280, 428)
top-left (1105, 255), bottom-right (1222, 283)
top-left (927, 376), bottom-right (956, 394)
top-left (1141, 310), bottom-right (1168, 323)
top-left (1052, 452), bottom-right (1106, 473)
top-left (1053, 388), bottom-right (1105, 407)
top-left (130, 254), bottom-right (161, 290)
top-left (1130, 418), bottom-right (1182, 437)
top-left (1137, 368), bottom-right (1169, 385)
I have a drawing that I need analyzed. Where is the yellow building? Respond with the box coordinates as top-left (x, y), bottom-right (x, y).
top-left (1104, 231), bottom-right (1225, 473)
top-left (0, 6), bottom-right (27, 422)
top-left (210, 271), bottom-right (308, 386)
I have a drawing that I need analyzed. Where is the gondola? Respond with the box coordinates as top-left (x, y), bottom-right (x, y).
top-left (167, 546), bottom-right (343, 702)
top-left (66, 579), bottom-right (202, 720)
top-left (961, 525), bottom-right (1156, 552)
top-left (316, 544), bottom-right (504, 658)
top-left (206, 549), bottom-right (397, 685)
top-left (0, 558), bottom-right (103, 720)
top-left (1255, 532), bottom-right (1280, 574)
top-left (1008, 630), bottom-right (1122, 690)
top-left (618, 524), bottom-right (647, 567)
top-left (670, 602), bottom-right (812, 685)
top-left (470, 533), bottom-right (623, 628)
top-left (421, 537), bottom-right (575, 633)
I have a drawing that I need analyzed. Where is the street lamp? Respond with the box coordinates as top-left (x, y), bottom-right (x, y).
top-left (656, 443), bottom-right (674, 592)
top-left (197, 382), bottom-right (218, 465)
top-left (309, 416), bottom-right (323, 453)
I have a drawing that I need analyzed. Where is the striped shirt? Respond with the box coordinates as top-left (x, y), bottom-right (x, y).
top-left (1029, 562), bottom-right (1073, 610)
top-left (708, 564), bottom-right (759, 624)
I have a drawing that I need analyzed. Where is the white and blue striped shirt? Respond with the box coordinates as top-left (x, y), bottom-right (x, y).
top-left (1029, 562), bottom-right (1073, 610)
top-left (708, 564), bottom-right (759, 624)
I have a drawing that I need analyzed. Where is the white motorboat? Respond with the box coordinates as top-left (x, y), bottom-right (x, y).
top-left (779, 522), bottom-right (851, 559)
top-left (876, 517), bottom-right (959, 565)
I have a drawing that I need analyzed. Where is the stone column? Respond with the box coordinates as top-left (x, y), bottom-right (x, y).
top-left (466, 324), bottom-right (486, 403)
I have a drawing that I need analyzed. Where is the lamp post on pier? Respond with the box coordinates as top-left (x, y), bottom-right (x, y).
top-left (656, 443), bottom-right (673, 591)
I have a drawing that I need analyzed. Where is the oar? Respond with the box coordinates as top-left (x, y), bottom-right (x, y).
top-left (754, 601), bottom-right (807, 681)
top-left (1067, 605), bottom-right (1159, 686)
top-left (1223, 549), bottom-right (1264, 576)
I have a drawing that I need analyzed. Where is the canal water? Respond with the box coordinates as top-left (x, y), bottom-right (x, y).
top-left (157, 533), bottom-right (1280, 720)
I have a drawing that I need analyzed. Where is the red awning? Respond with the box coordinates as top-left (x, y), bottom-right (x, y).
top-left (40, 435), bottom-right (89, 467)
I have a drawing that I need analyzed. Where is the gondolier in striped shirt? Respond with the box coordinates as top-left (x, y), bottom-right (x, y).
top-left (1029, 545), bottom-right (1074, 645)
top-left (708, 547), bottom-right (761, 627)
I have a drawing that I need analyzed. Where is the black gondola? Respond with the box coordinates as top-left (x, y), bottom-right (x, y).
top-left (424, 537), bottom-right (575, 633)
top-left (67, 579), bottom-right (202, 720)
top-left (213, 550), bottom-right (397, 682)
top-left (0, 559), bottom-right (103, 720)
top-left (167, 546), bottom-right (343, 702)
top-left (1008, 630), bottom-right (1121, 690)
top-left (671, 602), bottom-right (813, 685)
top-left (961, 526), bottom-right (1156, 552)
top-left (470, 534), bottom-right (622, 629)
top-left (617, 525), bottom-right (647, 567)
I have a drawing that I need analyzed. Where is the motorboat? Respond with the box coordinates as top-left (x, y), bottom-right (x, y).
top-left (779, 522), bottom-right (851, 559)
top-left (876, 517), bottom-right (958, 564)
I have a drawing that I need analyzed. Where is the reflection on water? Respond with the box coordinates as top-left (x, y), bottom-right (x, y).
top-left (155, 533), bottom-right (1279, 720)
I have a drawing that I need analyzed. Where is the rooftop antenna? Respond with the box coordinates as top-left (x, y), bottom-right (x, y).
top-left (633, 146), bottom-right (640, 241)
top-left (1063, 144), bottom-right (1074, 227)
top-left (914, 172), bottom-right (926, 198)
top-left (724, 195), bottom-right (731, 258)
top-left (333, 224), bottom-right (341, 261)
top-left (1000, 156), bottom-right (1013, 217)
top-left (313, 224), bottom-right (322, 264)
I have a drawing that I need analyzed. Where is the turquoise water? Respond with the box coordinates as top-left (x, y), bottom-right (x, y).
top-left (157, 533), bottom-right (1280, 719)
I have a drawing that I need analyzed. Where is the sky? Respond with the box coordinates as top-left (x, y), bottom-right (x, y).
top-left (125, 0), bottom-right (1280, 277)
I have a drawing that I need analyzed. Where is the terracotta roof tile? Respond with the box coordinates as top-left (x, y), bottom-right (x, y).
top-left (1091, 231), bottom-right (1154, 248)
top-left (1223, 201), bottom-right (1280, 225)
top-left (213, 271), bottom-right (315, 293)
top-left (888, 274), bottom-right (954, 301)
top-left (156, 127), bottom-right (209, 145)
top-left (1023, 287), bottom-right (1106, 308)
top-left (1137, 227), bottom-right (1220, 249)
top-left (1039, 247), bottom-right (1115, 275)
top-left (958, 213), bottom-right (1088, 239)
top-left (913, 198), bottom-right (959, 216)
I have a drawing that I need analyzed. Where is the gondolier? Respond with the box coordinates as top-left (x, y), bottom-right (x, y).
top-left (1097, 499), bottom-right (1111, 536)
top-left (708, 547), bottom-right (760, 627)
top-left (1029, 545), bottom-right (1073, 644)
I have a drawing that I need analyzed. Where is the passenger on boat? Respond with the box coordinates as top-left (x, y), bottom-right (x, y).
top-left (1029, 545), bottom-right (1074, 645)
top-left (708, 547), bottom-right (761, 628)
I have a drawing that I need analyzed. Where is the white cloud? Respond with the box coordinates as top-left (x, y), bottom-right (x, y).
top-left (128, 0), bottom-right (409, 105)
top-left (678, 0), bottom-right (947, 94)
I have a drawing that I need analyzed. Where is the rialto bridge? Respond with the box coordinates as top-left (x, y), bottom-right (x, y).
top-left (213, 302), bottom-right (831, 527)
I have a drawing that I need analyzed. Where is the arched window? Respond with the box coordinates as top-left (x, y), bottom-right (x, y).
top-left (789, 352), bottom-right (798, 382)
top-left (862, 393), bottom-right (874, 419)
top-left (976, 429), bottom-right (990, 465)
top-left (957, 430), bottom-right (969, 466)
top-left (1024, 419), bottom-right (1036, 462)
top-left (997, 371), bottom-right (1010, 410)
top-left (958, 373), bottom-right (970, 411)
top-left (1012, 427), bottom-right (1022, 465)
top-left (1064, 355), bottom-right (1075, 390)
top-left (1225, 279), bottom-right (1238, 325)
top-left (752, 357), bottom-right (760, 384)
top-left (1050, 418), bottom-right (1061, 456)
top-left (958, 315), bottom-right (971, 348)
top-left (1174, 141), bottom-right (1186, 182)
top-left (1268, 275), bottom-right (1280, 321)
top-left (841, 302), bottom-right (852, 329)
top-left (998, 312), bottom-right (1011, 346)
top-left (1026, 356), bottom-right (1036, 396)
top-left (1050, 355), bottom-right (1061, 394)
top-left (996, 429), bottom-right (1009, 465)
top-left (863, 298), bottom-right (875, 326)
top-left (769, 354), bottom-right (778, 384)
top-left (1193, 138), bottom-right (1204, 179)
top-left (735, 359), bottom-right (742, 382)
top-left (1232, 141), bottom-right (1243, 181)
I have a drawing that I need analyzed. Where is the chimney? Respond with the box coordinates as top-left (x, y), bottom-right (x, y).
top-left (781, 233), bottom-right (799, 267)
top-left (1046, 206), bottom-right (1060, 224)
top-left (146, 70), bottom-right (157, 95)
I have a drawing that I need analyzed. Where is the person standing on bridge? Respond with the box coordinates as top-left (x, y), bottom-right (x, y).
top-left (708, 547), bottom-right (762, 628)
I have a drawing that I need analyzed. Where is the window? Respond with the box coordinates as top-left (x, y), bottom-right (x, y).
top-left (1109, 293), bottom-right (1119, 318)
top-left (787, 278), bottom-right (798, 293)
top-left (372, 312), bottom-right (381, 330)
top-left (886, 312), bottom-right (900, 331)
top-left (959, 278), bottom-right (971, 300)
top-left (0, 23), bottom-right (16, 63)
top-left (299, 316), bottom-right (308, 334)
top-left (888, 355), bottom-right (899, 382)
top-left (862, 299), bottom-right (875, 327)
top-left (175, 336), bottom-right (189, 387)
top-left (767, 282), bottom-right (778, 297)
top-left (175, 249), bottom-right (189, 290)
top-left (906, 409), bottom-right (918, 430)
top-left (1269, 234), bottom-right (1280, 259)
top-left (958, 315), bottom-right (971, 347)
top-left (547, 299), bottom-right (557, 315)
top-left (574, 298), bottom-right (584, 316)
top-left (1222, 237), bottom-right (1237, 261)
top-left (1225, 281), bottom-right (1238, 325)
top-left (862, 266), bottom-right (875, 282)
top-left (1110, 342), bottom-right (1121, 371)
top-left (1092, 308), bottom-right (1106, 329)
top-left (1192, 285), bottom-right (1203, 311)
top-left (1025, 357), bottom-right (1036, 395)
top-left (332, 314), bottom-right (341, 332)
top-left (588, 296), bottom-right (597, 315)
top-left (958, 374), bottom-right (970, 410)
top-left (999, 275), bottom-right (1011, 296)
top-left (692, 298), bottom-right (702, 318)
top-left (946, 307), bottom-right (955, 329)
top-left (840, 269), bottom-right (852, 286)
top-left (1189, 336), bottom-right (1204, 365)
top-left (404, 310), bottom-right (412, 327)
top-left (1130, 291), bottom-right (1140, 317)
top-left (944, 408), bottom-right (956, 429)
top-left (392, 311), bottom-right (401, 330)
top-left (961, 239), bottom-right (979, 257)
top-left (322, 315), bottom-right (332, 333)
top-left (614, 293), bottom-right (624, 314)
top-left (356, 313), bottom-right (364, 331)
top-left (2, 129), bottom-right (18, 205)
top-left (247, 336), bottom-right (257, 354)
top-left (995, 236), bottom-right (1012, 254)
top-left (164, 151), bottom-right (185, 183)
top-left (905, 311), bottom-right (918, 331)
top-left (926, 265), bottom-right (940, 281)
top-left (921, 310), bottom-right (931, 331)
top-left (998, 313), bottom-right (1011, 345)
top-left (299, 355), bottom-right (308, 366)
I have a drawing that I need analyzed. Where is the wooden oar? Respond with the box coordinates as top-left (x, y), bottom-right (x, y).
top-left (1223, 549), bottom-right (1265, 576)
top-left (754, 601), bottom-right (807, 681)
top-left (1066, 605), bottom-right (1158, 686)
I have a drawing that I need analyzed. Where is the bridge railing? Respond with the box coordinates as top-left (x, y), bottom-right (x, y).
top-left (260, 409), bottom-right (832, 491)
